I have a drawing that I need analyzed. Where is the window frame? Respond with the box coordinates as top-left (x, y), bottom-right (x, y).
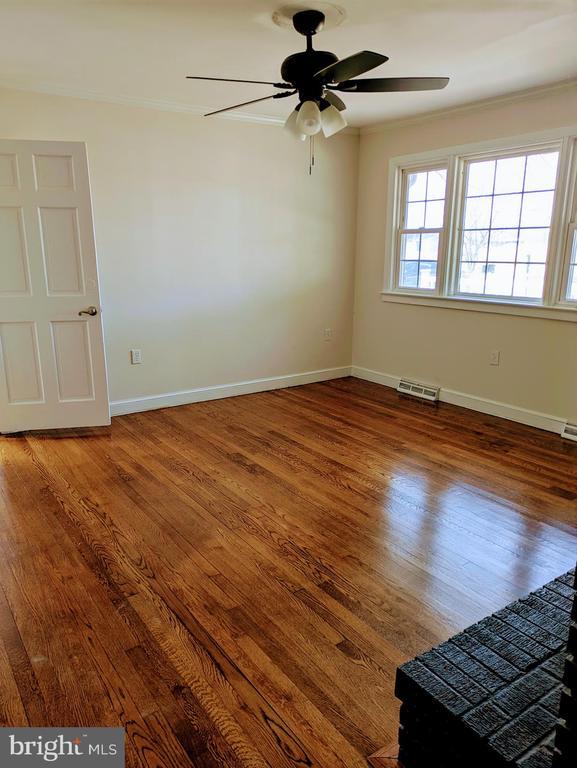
top-left (452, 142), bottom-right (562, 304)
top-left (557, 137), bottom-right (577, 306)
top-left (561, 224), bottom-right (577, 303)
top-left (383, 126), bottom-right (577, 322)
top-left (394, 162), bottom-right (449, 295)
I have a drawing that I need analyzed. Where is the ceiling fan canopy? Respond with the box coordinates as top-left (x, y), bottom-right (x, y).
top-left (186, 9), bottom-right (449, 138)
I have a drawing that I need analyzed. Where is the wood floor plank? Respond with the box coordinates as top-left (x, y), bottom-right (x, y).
top-left (1, 378), bottom-right (576, 767)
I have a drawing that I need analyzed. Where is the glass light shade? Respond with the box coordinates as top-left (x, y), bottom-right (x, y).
top-left (284, 109), bottom-right (306, 141)
top-left (296, 100), bottom-right (322, 136)
top-left (321, 105), bottom-right (347, 137)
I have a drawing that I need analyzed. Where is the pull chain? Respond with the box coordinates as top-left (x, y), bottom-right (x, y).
top-left (308, 135), bottom-right (316, 175)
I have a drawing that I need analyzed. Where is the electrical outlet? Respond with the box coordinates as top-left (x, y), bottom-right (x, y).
top-left (130, 349), bottom-right (142, 365)
top-left (490, 350), bottom-right (500, 366)
top-left (323, 328), bottom-right (333, 342)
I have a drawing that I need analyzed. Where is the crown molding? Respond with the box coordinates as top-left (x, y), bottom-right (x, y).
top-left (0, 77), bottom-right (287, 126)
top-left (1, 75), bottom-right (575, 137)
top-left (0, 77), bottom-right (359, 134)
top-left (360, 77), bottom-right (577, 136)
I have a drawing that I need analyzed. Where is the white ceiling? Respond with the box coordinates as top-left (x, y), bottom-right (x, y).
top-left (1, 0), bottom-right (576, 127)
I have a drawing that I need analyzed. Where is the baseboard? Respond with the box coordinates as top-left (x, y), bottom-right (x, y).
top-left (110, 363), bottom-right (566, 435)
top-left (351, 366), bottom-right (566, 435)
top-left (109, 366), bottom-right (352, 417)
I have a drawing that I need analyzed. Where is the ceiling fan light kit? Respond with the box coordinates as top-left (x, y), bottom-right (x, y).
top-left (296, 99), bottom-right (322, 135)
top-left (284, 108), bottom-right (307, 140)
top-left (321, 104), bottom-right (347, 137)
top-left (186, 7), bottom-right (449, 170)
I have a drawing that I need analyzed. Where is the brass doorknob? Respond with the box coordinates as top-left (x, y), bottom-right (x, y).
top-left (78, 306), bottom-right (98, 316)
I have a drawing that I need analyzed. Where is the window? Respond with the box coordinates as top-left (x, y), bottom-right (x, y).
top-left (567, 229), bottom-right (577, 301)
top-left (398, 166), bottom-right (447, 291)
top-left (458, 151), bottom-right (558, 300)
top-left (386, 132), bottom-right (577, 319)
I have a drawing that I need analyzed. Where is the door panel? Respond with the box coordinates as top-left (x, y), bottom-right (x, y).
top-left (0, 154), bottom-right (19, 187)
top-left (34, 154), bottom-right (75, 190)
top-left (0, 140), bottom-right (109, 432)
top-left (51, 320), bottom-right (95, 402)
top-left (0, 207), bottom-right (30, 294)
top-left (39, 207), bottom-right (84, 294)
top-left (0, 322), bottom-right (44, 403)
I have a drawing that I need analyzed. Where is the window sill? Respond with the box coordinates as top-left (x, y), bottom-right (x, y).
top-left (380, 291), bottom-right (577, 322)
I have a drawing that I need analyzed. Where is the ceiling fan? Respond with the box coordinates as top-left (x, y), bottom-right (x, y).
top-left (187, 9), bottom-right (449, 140)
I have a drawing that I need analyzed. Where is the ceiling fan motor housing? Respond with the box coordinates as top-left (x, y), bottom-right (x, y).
top-left (281, 50), bottom-right (338, 101)
top-left (281, 10), bottom-right (337, 103)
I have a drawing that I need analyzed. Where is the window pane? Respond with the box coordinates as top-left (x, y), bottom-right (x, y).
top-left (398, 163), bottom-right (447, 293)
top-left (568, 264), bottom-right (577, 301)
top-left (400, 260), bottom-right (418, 288)
top-left (488, 229), bottom-right (518, 262)
top-left (462, 230), bottom-right (489, 262)
top-left (467, 160), bottom-right (495, 196)
top-left (457, 149), bottom-right (558, 300)
top-left (406, 201), bottom-right (425, 228)
top-left (494, 156), bottom-right (525, 194)
top-left (513, 263), bottom-right (545, 298)
top-left (427, 169), bottom-right (447, 199)
top-left (401, 233), bottom-right (420, 260)
top-left (520, 191), bottom-right (554, 227)
top-left (464, 196), bottom-right (492, 229)
top-left (459, 262), bottom-right (486, 294)
top-left (524, 152), bottom-right (559, 192)
top-left (420, 232), bottom-right (439, 261)
top-left (485, 262), bottom-right (514, 295)
top-left (407, 171), bottom-right (427, 201)
top-left (491, 193), bottom-right (522, 228)
top-left (516, 228), bottom-right (549, 262)
top-left (425, 199), bottom-right (445, 228)
top-left (418, 261), bottom-right (437, 289)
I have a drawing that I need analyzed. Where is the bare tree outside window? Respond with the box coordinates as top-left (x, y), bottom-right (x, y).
top-left (390, 138), bottom-right (577, 311)
top-left (458, 151), bottom-right (559, 299)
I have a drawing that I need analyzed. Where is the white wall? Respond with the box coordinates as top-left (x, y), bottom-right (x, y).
top-left (3, 82), bottom-right (576, 428)
top-left (0, 87), bottom-right (358, 406)
top-left (353, 83), bottom-right (577, 424)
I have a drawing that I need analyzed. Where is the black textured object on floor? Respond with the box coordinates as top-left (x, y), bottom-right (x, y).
top-left (395, 567), bottom-right (576, 768)
top-left (552, 568), bottom-right (576, 768)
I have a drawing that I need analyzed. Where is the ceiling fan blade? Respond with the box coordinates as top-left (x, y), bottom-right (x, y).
top-left (334, 77), bottom-right (450, 93)
top-left (314, 51), bottom-right (388, 84)
top-left (323, 91), bottom-right (346, 111)
top-left (187, 76), bottom-right (290, 88)
top-left (204, 91), bottom-right (295, 117)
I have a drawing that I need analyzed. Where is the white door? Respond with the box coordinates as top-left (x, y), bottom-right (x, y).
top-left (0, 140), bottom-right (109, 433)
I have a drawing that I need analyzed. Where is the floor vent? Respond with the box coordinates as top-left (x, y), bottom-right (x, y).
top-left (561, 422), bottom-right (577, 442)
top-left (397, 379), bottom-right (440, 402)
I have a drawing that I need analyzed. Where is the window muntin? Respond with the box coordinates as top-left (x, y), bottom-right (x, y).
top-left (397, 167), bottom-right (447, 291)
top-left (457, 150), bottom-right (559, 300)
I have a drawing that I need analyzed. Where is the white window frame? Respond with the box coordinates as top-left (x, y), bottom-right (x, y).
top-left (394, 162), bottom-right (449, 295)
top-left (383, 126), bottom-right (577, 322)
top-left (556, 138), bottom-right (577, 307)
top-left (561, 224), bottom-right (577, 303)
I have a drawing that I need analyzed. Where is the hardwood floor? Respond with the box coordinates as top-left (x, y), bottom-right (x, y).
top-left (0, 377), bottom-right (576, 767)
